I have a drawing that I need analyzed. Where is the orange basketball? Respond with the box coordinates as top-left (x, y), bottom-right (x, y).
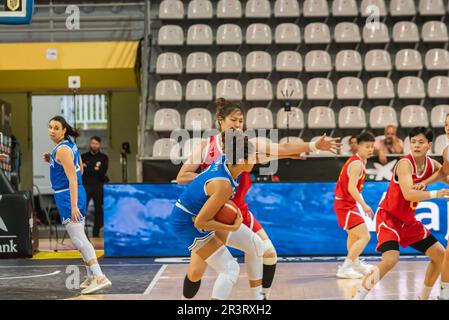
top-left (215, 200), bottom-right (239, 225)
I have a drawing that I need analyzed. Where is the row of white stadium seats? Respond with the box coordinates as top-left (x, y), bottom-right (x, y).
top-left (153, 105), bottom-right (449, 131)
top-left (157, 49), bottom-right (449, 74)
top-left (160, 0), bottom-right (449, 20)
top-left (151, 134), bottom-right (449, 158)
top-left (155, 77), bottom-right (449, 101)
top-left (158, 21), bottom-right (449, 46)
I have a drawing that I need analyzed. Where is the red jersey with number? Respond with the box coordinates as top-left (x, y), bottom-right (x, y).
top-left (334, 154), bottom-right (366, 210)
top-left (379, 154), bottom-right (434, 223)
top-left (201, 134), bottom-right (251, 212)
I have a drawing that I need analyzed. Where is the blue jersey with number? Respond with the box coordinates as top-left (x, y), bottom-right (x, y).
top-left (176, 155), bottom-right (239, 216)
top-left (50, 140), bottom-right (83, 191)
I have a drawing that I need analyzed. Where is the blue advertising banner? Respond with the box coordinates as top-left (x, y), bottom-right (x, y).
top-left (104, 182), bottom-right (449, 257)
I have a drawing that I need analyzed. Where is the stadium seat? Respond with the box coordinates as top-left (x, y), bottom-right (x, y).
top-left (155, 80), bottom-right (182, 102)
top-left (335, 50), bottom-right (362, 72)
top-left (395, 49), bottom-right (423, 71)
top-left (216, 52), bottom-right (243, 73)
top-left (186, 79), bottom-right (213, 101)
top-left (369, 106), bottom-right (398, 128)
top-left (246, 24), bottom-right (272, 45)
top-left (277, 107), bottom-right (305, 129)
top-left (305, 50), bottom-right (332, 72)
top-left (307, 78), bottom-right (334, 100)
top-left (309, 136), bottom-right (336, 156)
top-left (400, 105), bottom-right (429, 127)
top-left (390, 0), bottom-right (416, 16)
top-left (275, 23), bottom-right (301, 44)
top-left (158, 25), bottom-right (184, 46)
top-left (187, 24), bottom-right (213, 45)
top-left (216, 24), bottom-right (243, 45)
top-left (186, 52), bottom-right (213, 74)
top-left (279, 136), bottom-right (304, 144)
top-left (398, 77), bottom-right (426, 99)
top-left (246, 79), bottom-right (273, 101)
top-left (303, 0), bottom-right (329, 17)
top-left (361, 0), bottom-right (387, 17)
top-left (367, 78), bottom-right (395, 99)
top-left (425, 49), bottom-right (449, 71)
top-left (332, 0), bottom-right (358, 17)
top-left (422, 21), bottom-right (449, 42)
top-left (274, 0), bottom-right (300, 17)
top-left (336, 77), bottom-right (365, 100)
top-left (276, 51), bottom-right (303, 72)
top-left (334, 22), bottom-right (361, 43)
top-left (246, 51), bottom-right (272, 73)
top-left (156, 53), bottom-right (183, 74)
top-left (428, 76), bottom-right (449, 98)
top-left (340, 135), bottom-right (353, 155)
top-left (338, 106), bottom-right (367, 128)
top-left (188, 0), bottom-right (213, 19)
top-left (434, 134), bottom-right (448, 154)
top-left (363, 23), bottom-right (390, 43)
top-left (403, 136), bottom-right (411, 154)
top-left (430, 104), bottom-right (449, 127)
top-left (304, 23), bottom-right (331, 44)
top-left (393, 21), bottom-right (420, 43)
top-left (216, 79), bottom-right (243, 100)
top-left (365, 50), bottom-right (392, 72)
top-left (308, 107), bottom-right (336, 129)
top-left (217, 0), bottom-right (242, 19)
top-left (152, 138), bottom-right (180, 159)
top-left (419, 0), bottom-right (445, 16)
top-left (159, 0), bottom-right (184, 20)
top-left (153, 108), bottom-right (182, 131)
top-left (245, 0), bottom-right (271, 18)
top-left (276, 78), bottom-right (304, 100)
top-left (185, 108), bottom-right (213, 131)
top-left (182, 138), bottom-right (205, 158)
top-left (246, 107), bottom-right (274, 129)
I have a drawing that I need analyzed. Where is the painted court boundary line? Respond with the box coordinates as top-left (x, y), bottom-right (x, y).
top-left (0, 270), bottom-right (61, 280)
top-left (144, 264), bottom-right (167, 295)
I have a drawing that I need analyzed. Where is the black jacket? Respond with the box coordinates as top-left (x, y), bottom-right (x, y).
top-left (81, 151), bottom-right (109, 185)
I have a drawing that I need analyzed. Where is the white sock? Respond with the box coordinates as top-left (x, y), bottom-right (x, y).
top-left (90, 264), bottom-right (103, 277)
top-left (250, 285), bottom-right (264, 300)
top-left (342, 258), bottom-right (353, 269)
top-left (85, 265), bottom-right (92, 277)
top-left (441, 281), bottom-right (449, 299)
top-left (420, 285), bottom-right (433, 300)
top-left (353, 286), bottom-right (370, 300)
top-left (353, 257), bottom-right (360, 265)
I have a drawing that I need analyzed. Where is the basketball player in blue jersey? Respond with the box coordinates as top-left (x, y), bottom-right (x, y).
top-left (45, 116), bottom-right (111, 295)
top-left (171, 129), bottom-right (265, 300)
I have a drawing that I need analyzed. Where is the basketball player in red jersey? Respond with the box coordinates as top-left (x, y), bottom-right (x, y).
top-left (354, 127), bottom-right (449, 300)
top-left (177, 98), bottom-right (341, 299)
top-left (334, 131), bottom-right (375, 279)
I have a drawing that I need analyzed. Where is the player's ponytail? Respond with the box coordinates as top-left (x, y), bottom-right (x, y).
top-left (49, 116), bottom-right (80, 141)
top-left (215, 98), bottom-right (244, 130)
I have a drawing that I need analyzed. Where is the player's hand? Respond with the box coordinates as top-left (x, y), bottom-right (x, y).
top-left (437, 189), bottom-right (449, 199)
top-left (0, 154), bottom-right (7, 161)
top-left (229, 208), bottom-right (243, 232)
top-left (362, 205), bottom-right (374, 218)
top-left (316, 134), bottom-right (342, 154)
top-left (290, 154), bottom-right (307, 160)
top-left (71, 207), bottom-right (84, 223)
top-left (43, 152), bottom-right (51, 163)
top-left (413, 183), bottom-right (427, 191)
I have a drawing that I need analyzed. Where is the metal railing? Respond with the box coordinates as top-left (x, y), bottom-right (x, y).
top-left (61, 94), bottom-right (108, 129)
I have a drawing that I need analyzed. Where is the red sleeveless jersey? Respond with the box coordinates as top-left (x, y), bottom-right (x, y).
top-left (379, 154), bottom-right (434, 223)
top-left (334, 154), bottom-right (366, 209)
top-left (201, 134), bottom-right (251, 212)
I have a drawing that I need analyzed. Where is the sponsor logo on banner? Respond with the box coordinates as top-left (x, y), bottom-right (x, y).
top-left (366, 160), bottom-right (397, 181)
top-left (6, 0), bottom-right (20, 11)
top-left (0, 213), bottom-right (18, 253)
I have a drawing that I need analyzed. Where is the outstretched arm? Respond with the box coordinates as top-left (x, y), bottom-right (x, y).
top-left (176, 141), bottom-right (207, 184)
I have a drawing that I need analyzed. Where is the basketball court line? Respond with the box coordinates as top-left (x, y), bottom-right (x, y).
top-left (144, 264), bottom-right (167, 295)
top-left (0, 270), bottom-right (61, 280)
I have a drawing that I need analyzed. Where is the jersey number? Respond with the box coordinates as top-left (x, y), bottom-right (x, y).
top-left (410, 201), bottom-right (418, 210)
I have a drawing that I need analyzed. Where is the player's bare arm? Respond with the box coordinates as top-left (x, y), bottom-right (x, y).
top-left (347, 162), bottom-right (373, 218)
top-left (176, 141), bottom-right (207, 184)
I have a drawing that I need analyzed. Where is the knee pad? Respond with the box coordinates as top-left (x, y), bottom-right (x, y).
top-left (183, 275), bottom-right (201, 299)
top-left (263, 240), bottom-right (277, 265)
top-left (65, 222), bottom-right (97, 262)
top-left (226, 224), bottom-right (265, 257)
top-left (206, 246), bottom-right (240, 284)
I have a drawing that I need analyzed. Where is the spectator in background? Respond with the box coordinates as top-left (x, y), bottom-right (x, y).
top-left (348, 135), bottom-right (358, 155)
top-left (374, 125), bottom-right (404, 165)
top-left (0, 154), bottom-right (7, 161)
top-left (81, 136), bottom-right (109, 238)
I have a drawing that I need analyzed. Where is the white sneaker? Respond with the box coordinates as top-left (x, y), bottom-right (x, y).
top-left (80, 276), bottom-right (93, 289)
top-left (81, 275), bottom-right (112, 295)
top-left (336, 266), bottom-right (364, 279)
top-left (353, 260), bottom-right (373, 275)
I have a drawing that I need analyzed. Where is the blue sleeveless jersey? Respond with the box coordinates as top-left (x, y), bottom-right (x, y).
top-left (50, 140), bottom-right (83, 191)
top-left (176, 155), bottom-right (239, 216)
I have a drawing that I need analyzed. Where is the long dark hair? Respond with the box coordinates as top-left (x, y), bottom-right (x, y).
top-left (49, 116), bottom-right (79, 141)
top-left (215, 97), bottom-right (244, 130)
top-left (221, 129), bottom-right (254, 165)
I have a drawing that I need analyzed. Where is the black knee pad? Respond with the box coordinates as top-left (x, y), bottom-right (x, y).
top-left (183, 275), bottom-right (201, 299)
top-left (262, 263), bottom-right (277, 289)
